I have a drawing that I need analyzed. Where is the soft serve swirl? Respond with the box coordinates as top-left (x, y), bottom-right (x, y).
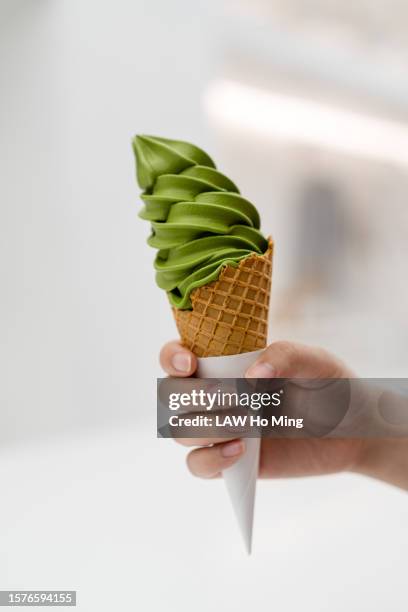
top-left (133, 135), bottom-right (268, 308)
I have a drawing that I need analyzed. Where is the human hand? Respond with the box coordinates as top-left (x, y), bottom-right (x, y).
top-left (160, 340), bottom-right (366, 480)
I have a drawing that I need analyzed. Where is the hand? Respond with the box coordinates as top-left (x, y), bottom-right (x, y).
top-left (160, 340), bottom-right (366, 480)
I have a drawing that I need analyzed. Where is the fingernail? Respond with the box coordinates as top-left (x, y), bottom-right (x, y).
top-left (246, 361), bottom-right (276, 379)
top-left (221, 440), bottom-right (244, 458)
top-left (172, 352), bottom-right (192, 373)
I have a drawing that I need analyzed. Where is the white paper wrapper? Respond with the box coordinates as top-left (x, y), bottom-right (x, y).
top-left (197, 349), bottom-right (264, 554)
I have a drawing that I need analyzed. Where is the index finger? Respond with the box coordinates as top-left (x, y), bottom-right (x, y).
top-left (159, 340), bottom-right (197, 377)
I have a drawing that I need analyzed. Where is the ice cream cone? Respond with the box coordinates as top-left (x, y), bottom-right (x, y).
top-left (133, 134), bottom-right (274, 552)
top-left (173, 240), bottom-right (273, 357)
top-left (175, 241), bottom-right (273, 553)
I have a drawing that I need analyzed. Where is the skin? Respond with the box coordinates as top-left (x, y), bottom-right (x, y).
top-left (160, 340), bottom-right (408, 491)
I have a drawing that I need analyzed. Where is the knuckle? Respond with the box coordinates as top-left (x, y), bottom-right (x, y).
top-left (315, 346), bottom-right (331, 361)
top-left (186, 448), bottom-right (215, 479)
top-left (271, 340), bottom-right (298, 359)
top-left (159, 345), bottom-right (170, 368)
top-left (315, 346), bottom-right (346, 376)
top-left (185, 451), bottom-right (196, 474)
top-left (174, 437), bottom-right (193, 447)
top-left (159, 340), bottom-right (180, 368)
top-left (186, 451), bottom-right (205, 478)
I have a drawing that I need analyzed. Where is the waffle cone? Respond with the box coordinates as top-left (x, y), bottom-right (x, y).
top-left (172, 240), bottom-right (273, 357)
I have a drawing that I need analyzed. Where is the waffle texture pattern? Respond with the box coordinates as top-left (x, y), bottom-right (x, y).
top-left (173, 242), bottom-right (273, 357)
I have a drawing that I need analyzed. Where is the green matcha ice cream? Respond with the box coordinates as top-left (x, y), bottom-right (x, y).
top-left (133, 134), bottom-right (268, 309)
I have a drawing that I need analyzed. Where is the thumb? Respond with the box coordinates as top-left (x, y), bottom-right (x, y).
top-left (245, 341), bottom-right (351, 379)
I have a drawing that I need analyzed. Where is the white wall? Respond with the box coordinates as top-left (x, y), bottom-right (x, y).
top-left (0, 0), bottom-right (219, 443)
top-left (1, 4), bottom-right (407, 612)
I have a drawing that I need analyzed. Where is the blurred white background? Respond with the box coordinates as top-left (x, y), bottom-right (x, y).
top-left (1, 1), bottom-right (407, 610)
